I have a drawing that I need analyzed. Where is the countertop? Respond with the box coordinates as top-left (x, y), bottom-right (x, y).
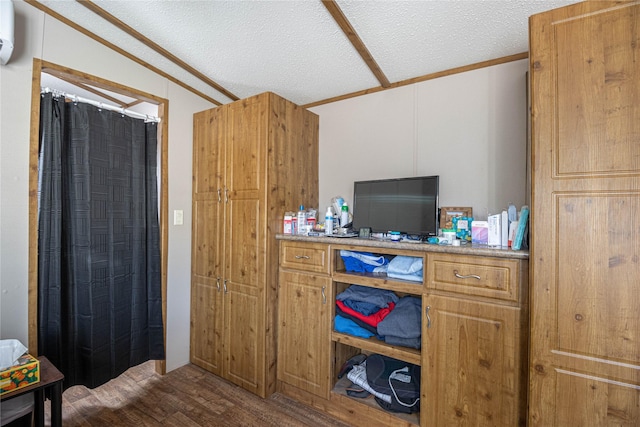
top-left (276, 234), bottom-right (529, 260)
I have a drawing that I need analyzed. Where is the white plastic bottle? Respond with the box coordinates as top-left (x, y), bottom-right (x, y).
top-left (341, 202), bottom-right (349, 227)
top-left (325, 207), bottom-right (333, 235)
top-left (297, 205), bottom-right (307, 235)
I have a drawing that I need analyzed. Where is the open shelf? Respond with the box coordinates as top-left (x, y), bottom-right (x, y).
top-left (332, 376), bottom-right (420, 426)
top-left (332, 245), bottom-right (426, 292)
top-left (332, 331), bottom-right (421, 366)
top-left (333, 271), bottom-right (423, 294)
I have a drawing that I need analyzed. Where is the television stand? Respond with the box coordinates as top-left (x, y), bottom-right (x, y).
top-left (276, 234), bottom-right (529, 426)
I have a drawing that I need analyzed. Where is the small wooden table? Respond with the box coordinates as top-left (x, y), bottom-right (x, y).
top-left (0, 356), bottom-right (64, 427)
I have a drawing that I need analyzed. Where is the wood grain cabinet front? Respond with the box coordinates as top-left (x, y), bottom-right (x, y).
top-left (277, 269), bottom-right (332, 399)
top-left (277, 241), bottom-right (332, 399)
top-left (422, 294), bottom-right (527, 426)
top-left (190, 93), bottom-right (318, 398)
top-left (529, 2), bottom-right (640, 424)
top-left (276, 237), bottom-right (529, 427)
top-left (423, 253), bottom-right (529, 427)
top-left (427, 253), bottom-right (522, 303)
top-left (279, 242), bottom-right (330, 274)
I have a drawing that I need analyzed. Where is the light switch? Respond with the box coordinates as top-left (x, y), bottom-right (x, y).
top-left (173, 210), bottom-right (184, 226)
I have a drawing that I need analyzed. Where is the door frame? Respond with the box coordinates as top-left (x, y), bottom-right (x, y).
top-left (28, 58), bottom-right (170, 374)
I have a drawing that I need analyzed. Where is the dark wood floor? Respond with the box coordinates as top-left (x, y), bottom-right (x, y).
top-left (45, 361), bottom-right (351, 427)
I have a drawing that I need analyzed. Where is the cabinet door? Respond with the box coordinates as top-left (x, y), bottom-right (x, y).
top-left (221, 96), bottom-right (266, 395)
top-left (224, 193), bottom-right (261, 388)
top-left (190, 198), bottom-right (224, 375)
top-left (423, 294), bottom-right (526, 427)
top-left (277, 270), bottom-right (332, 399)
top-left (224, 96), bottom-right (263, 291)
top-left (226, 94), bottom-right (264, 194)
top-left (224, 281), bottom-right (262, 395)
top-left (190, 275), bottom-right (224, 376)
top-left (529, 2), bottom-right (640, 425)
top-left (190, 108), bottom-right (225, 375)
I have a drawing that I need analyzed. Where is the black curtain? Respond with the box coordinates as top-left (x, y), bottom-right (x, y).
top-left (37, 92), bottom-right (165, 390)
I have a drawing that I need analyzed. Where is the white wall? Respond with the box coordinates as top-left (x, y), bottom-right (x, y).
top-left (0, 2), bottom-right (212, 372)
top-left (311, 59), bottom-right (529, 223)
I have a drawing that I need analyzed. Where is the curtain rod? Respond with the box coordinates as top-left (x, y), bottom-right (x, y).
top-left (41, 87), bottom-right (161, 123)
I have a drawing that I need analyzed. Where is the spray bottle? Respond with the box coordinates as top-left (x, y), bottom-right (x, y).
top-left (341, 202), bottom-right (349, 228)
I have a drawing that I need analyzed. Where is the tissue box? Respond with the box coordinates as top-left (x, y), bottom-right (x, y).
top-left (487, 214), bottom-right (502, 246)
top-left (0, 354), bottom-right (40, 395)
top-left (471, 220), bottom-right (489, 245)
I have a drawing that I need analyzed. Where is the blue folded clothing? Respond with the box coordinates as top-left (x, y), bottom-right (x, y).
top-left (340, 250), bottom-right (389, 273)
top-left (386, 256), bottom-right (422, 282)
top-left (334, 315), bottom-right (375, 338)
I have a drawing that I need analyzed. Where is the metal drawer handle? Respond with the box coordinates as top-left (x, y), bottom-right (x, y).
top-left (425, 306), bottom-right (431, 328)
top-left (294, 255), bottom-right (310, 259)
top-left (321, 286), bottom-right (327, 305)
top-left (217, 188), bottom-right (221, 203)
top-left (216, 277), bottom-right (221, 293)
top-left (454, 269), bottom-right (481, 280)
top-left (223, 279), bottom-right (228, 294)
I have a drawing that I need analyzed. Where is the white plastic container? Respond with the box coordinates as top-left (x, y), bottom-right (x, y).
top-left (325, 207), bottom-right (333, 235)
top-left (297, 205), bottom-right (307, 235)
top-left (283, 212), bottom-right (294, 234)
top-left (441, 229), bottom-right (456, 244)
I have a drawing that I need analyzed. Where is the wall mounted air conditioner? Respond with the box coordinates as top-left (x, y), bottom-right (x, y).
top-left (0, 0), bottom-right (15, 65)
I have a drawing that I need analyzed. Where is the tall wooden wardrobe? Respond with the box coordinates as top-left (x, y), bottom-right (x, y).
top-left (190, 92), bottom-right (318, 398)
top-left (529, 2), bottom-right (640, 425)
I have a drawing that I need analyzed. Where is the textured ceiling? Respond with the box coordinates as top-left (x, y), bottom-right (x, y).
top-left (35, 0), bottom-right (580, 107)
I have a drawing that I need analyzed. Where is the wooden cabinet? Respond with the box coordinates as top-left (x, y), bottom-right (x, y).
top-left (277, 242), bottom-right (332, 399)
top-left (191, 92), bottom-right (318, 398)
top-left (528, 2), bottom-right (640, 425)
top-left (276, 237), bottom-right (528, 426)
top-left (424, 253), bottom-right (528, 426)
top-left (190, 106), bottom-right (225, 377)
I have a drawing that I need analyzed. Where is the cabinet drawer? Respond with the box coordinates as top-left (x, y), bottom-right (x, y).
top-left (426, 253), bottom-right (520, 303)
top-left (280, 242), bottom-right (330, 274)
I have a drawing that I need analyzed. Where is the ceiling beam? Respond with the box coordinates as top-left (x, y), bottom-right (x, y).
top-left (322, 0), bottom-right (391, 88)
top-left (76, 0), bottom-right (239, 102)
top-left (304, 52), bottom-right (529, 109)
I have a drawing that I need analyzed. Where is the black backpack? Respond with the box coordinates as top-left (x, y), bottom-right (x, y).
top-left (365, 354), bottom-right (421, 414)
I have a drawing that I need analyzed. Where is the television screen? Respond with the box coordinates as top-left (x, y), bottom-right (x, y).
top-left (352, 175), bottom-right (439, 237)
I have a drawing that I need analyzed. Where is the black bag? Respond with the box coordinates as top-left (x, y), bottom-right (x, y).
top-left (365, 354), bottom-right (420, 414)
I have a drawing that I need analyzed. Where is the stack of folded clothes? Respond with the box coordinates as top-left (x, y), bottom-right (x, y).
top-left (339, 250), bottom-right (422, 282)
top-left (334, 285), bottom-right (422, 349)
top-left (377, 296), bottom-right (422, 349)
top-left (386, 256), bottom-right (423, 282)
top-left (334, 285), bottom-right (398, 337)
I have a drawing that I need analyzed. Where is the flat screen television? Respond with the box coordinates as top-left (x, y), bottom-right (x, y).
top-left (352, 175), bottom-right (439, 237)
